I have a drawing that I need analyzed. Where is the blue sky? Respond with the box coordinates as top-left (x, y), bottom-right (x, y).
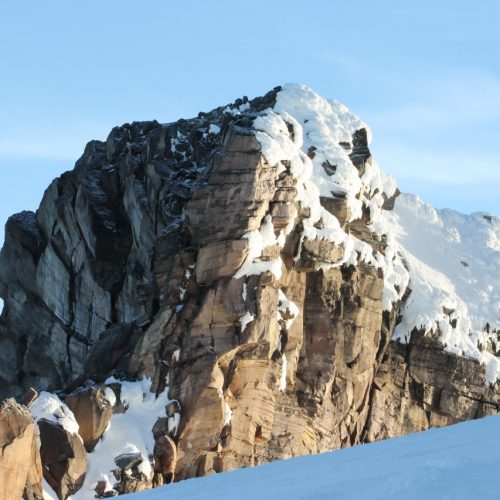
top-left (1, 0), bottom-right (499, 245)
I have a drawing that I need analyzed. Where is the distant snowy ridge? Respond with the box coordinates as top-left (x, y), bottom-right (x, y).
top-left (242, 83), bottom-right (500, 383)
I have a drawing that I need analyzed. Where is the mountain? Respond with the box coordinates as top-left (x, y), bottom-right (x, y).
top-left (0, 83), bottom-right (498, 499)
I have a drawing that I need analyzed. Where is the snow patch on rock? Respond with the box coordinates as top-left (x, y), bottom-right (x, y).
top-left (29, 391), bottom-right (80, 436)
top-left (72, 377), bottom-right (172, 499)
top-left (234, 215), bottom-right (284, 279)
top-left (250, 82), bottom-right (499, 384)
top-left (239, 311), bottom-right (255, 332)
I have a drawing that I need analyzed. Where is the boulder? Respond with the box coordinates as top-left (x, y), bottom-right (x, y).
top-left (0, 399), bottom-right (43, 500)
top-left (112, 452), bottom-right (153, 495)
top-left (38, 419), bottom-right (87, 499)
top-left (153, 435), bottom-right (177, 484)
top-left (64, 386), bottom-right (113, 451)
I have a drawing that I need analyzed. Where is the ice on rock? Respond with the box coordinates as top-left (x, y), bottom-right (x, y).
top-left (103, 387), bottom-right (117, 407)
top-left (168, 411), bottom-right (181, 437)
top-left (224, 402), bottom-right (233, 426)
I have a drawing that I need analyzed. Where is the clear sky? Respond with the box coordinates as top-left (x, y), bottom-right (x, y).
top-left (1, 0), bottom-right (499, 246)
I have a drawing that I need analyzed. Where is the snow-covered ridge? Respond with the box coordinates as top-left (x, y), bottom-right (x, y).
top-left (244, 83), bottom-right (499, 383)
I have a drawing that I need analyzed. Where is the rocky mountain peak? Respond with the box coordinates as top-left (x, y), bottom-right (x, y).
top-left (0, 84), bottom-right (498, 499)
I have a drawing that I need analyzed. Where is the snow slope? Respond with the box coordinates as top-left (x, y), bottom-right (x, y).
top-left (125, 415), bottom-right (500, 500)
top-left (388, 194), bottom-right (500, 381)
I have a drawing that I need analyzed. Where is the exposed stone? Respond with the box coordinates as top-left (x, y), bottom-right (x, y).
top-left (196, 240), bottom-right (249, 286)
top-left (153, 435), bottom-right (177, 484)
top-left (64, 386), bottom-right (113, 451)
top-left (113, 452), bottom-right (153, 496)
top-left (0, 399), bottom-right (43, 500)
top-left (20, 387), bottom-right (39, 407)
top-left (364, 334), bottom-right (500, 443)
top-left (38, 420), bottom-right (87, 499)
top-left (114, 452), bottom-right (143, 471)
top-left (0, 85), bottom-right (498, 499)
top-left (95, 479), bottom-right (118, 498)
top-left (296, 238), bottom-right (344, 270)
top-left (320, 196), bottom-right (350, 226)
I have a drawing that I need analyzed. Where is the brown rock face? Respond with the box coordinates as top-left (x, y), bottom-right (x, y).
top-left (38, 420), bottom-right (87, 499)
top-left (153, 435), bottom-right (177, 484)
top-left (0, 399), bottom-right (43, 500)
top-left (0, 86), bottom-right (498, 496)
top-left (365, 333), bottom-right (500, 441)
top-left (64, 386), bottom-right (113, 451)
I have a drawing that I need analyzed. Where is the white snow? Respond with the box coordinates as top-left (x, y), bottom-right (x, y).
top-left (168, 411), bottom-right (181, 437)
top-left (234, 215), bottom-right (284, 280)
top-left (224, 102), bottom-right (251, 116)
top-left (223, 402), bottom-right (232, 426)
top-left (239, 311), bottom-right (255, 332)
top-left (251, 85), bottom-right (381, 279)
top-left (217, 388), bottom-right (232, 426)
top-left (208, 124), bottom-right (221, 134)
top-left (276, 289), bottom-right (299, 392)
top-left (29, 391), bottom-right (80, 436)
top-left (125, 415), bottom-right (500, 500)
top-left (384, 194), bottom-right (500, 382)
top-left (246, 83), bottom-right (499, 384)
top-left (137, 457), bottom-right (153, 478)
top-left (72, 377), bottom-right (172, 500)
top-left (277, 289), bottom-right (300, 330)
top-left (103, 387), bottom-right (117, 407)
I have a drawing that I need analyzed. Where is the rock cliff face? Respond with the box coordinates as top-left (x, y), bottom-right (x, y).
top-left (0, 84), bottom-right (499, 498)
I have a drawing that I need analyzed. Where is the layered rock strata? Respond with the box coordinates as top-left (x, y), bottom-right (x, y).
top-left (0, 84), bottom-right (498, 498)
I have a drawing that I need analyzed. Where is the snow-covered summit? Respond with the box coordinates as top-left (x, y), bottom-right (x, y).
top-left (255, 83), bottom-right (500, 382)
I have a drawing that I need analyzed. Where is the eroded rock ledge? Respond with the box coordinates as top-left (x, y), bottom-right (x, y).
top-left (0, 84), bottom-right (498, 498)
